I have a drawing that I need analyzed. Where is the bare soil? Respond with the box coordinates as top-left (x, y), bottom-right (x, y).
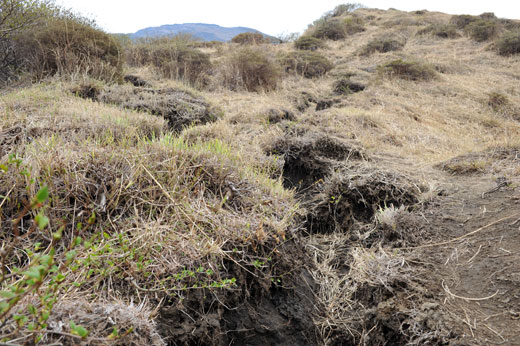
top-left (418, 169), bottom-right (520, 345)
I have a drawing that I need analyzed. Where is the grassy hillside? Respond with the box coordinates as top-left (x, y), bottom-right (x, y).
top-left (2, 3), bottom-right (520, 345)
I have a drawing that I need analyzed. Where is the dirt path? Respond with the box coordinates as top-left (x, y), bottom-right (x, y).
top-left (421, 172), bottom-right (520, 345)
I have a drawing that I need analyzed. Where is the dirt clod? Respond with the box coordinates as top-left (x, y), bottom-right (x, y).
top-left (266, 108), bottom-right (296, 123)
top-left (307, 166), bottom-right (421, 234)
top-left (267, 129), bottom-right (365, 192)
top-left (124, 74), bottom-right (150, 87)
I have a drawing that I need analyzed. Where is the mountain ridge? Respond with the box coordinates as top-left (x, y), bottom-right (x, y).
top-left (130, 23), bottom-right (266, 41)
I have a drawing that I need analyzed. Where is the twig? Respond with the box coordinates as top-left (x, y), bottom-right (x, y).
top-left (400, 214), bottom-right (520, 250)
top-left (442, 281), bottom-right (499, 302)
top-left (466, 245), bottom-right (483, 264)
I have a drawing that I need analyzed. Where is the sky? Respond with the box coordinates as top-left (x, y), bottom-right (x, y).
top-left (56, 0), bottom-right (520, 36)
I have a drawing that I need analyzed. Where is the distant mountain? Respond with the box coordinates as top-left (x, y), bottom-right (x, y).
top-left (130, 23), bottom-right (267, 42)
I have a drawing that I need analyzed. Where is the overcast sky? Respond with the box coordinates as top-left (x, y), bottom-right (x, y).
top-left (56, 0), bottom-right (520, 36)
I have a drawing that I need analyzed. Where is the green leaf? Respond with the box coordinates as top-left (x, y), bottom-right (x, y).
top-left (24, 266), bottom-right (43, 280)
top-left (36, 186), bottom-right (49, 204)
top-left (35, 213), bottom-right (49, 230)
top-left (70, 321), bottom-right (89, 337)
top-left (103, 232), bottom-right (110, 240)
top-left (0, 164), bottom-right (7, 172)
top-left (65, 250), bottom-right (77, 261)
top-left (88, 212), bottom-right (96, 225)
top-left (28, 304), bottom-right (37, 315)
top-left (0, 290), bottom-right (16, 299)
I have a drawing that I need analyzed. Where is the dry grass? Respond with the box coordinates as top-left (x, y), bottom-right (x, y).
top-left (3, 5), bottom-right (520, 345)
top-left (0, 85), bottom-right (299, 343)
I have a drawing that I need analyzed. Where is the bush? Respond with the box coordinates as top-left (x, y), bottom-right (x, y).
top-left (496, 31), bottom-right (520, 56)
top-left (378, 59), bottom-right (437, 81)
top-left (231, 32), bottom-right (269, 44)
top-left (450, 15), bottom-right (479, 29)
top-left (417, 24), bottom-right (460, 39)
top-left (14, 17), bottom-right (123, 82)
top-left (279, 51), bottom-right (333, 78)
top-left (479, 12), bottom-right (497, 20)
top-left (126, 36), bottom-right (211, 86)
top-left (0, 0), bottom-right (55, 83)
top-left (219, 48), bottom-right (281, 92)
top-left (465, 19), bottom-right (499, 42)
top-left (359, 36), bottom-right (405, 56)
top-left (1, 1), bottom-right (122, 84)
top-left (310, 16), bottom-right (365, 41)
top-left (294, 36), bottom-right (326, 51)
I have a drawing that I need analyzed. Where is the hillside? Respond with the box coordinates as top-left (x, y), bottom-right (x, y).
top-left (130, 23), bottom-right (265, 41)
top-left (2, 3), bottom-right (520, 346)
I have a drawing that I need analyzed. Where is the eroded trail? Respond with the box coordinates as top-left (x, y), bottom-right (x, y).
top-left (296, 148), bottom-right (520, 345)
top-left (421, 171), bottom-right (520, 345)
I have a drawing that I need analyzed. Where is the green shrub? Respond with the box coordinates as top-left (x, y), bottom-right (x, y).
top-left (450, 15), bottom-right (478, 29)
top-left (310, 16), bottom-right (365, 41)
top-left (15, 17), bottom-right (123, 82)
top-left (279, 51), bottom-right (333, 78)
top-left (496, 31), bottom-right (520, 56)
top-left (231, 32), bottom-right (269, 45)
top-left (359, 36), bottom-right (405, 56)
top-left (294, 36), bottom-right (326, 51)
top-left (465, 19), bottom-right (499, 42)
top-left (417, 24), bottom-right (460, 39)
top-left (222, 48), bottom-right (281, 92)
top-left (378, 59), bottom-right (437, 81)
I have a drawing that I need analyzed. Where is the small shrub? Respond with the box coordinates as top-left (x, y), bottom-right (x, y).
top-left (231, 32), bottom-right (269, 45)
top-left (220, 48), bottom-right (281, 92)
top-left (279, 51), bottom-right (333, 78)
top-left (359, 36), bottom-right (405, 56)
top-left (126, 37), bottom-right (211, 86)
top-left (310, 16), bottom-right (365, 41)
top-left (294, 36), bottom-right (326, 51)
top-left (450, 14), bottom-right (478, 29)
top-left (417, 24), bottom-right (460, 39)
top-left (465, 19), bottom-right (499, 42)
top-left (488, 92), bottom-right (509, 111)
top-left (333, 78), bottom-right (366, 95)
top-left (378, 59), bottom-right (437, 81)
top-left (496, 31), bottom-right (520, 56)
